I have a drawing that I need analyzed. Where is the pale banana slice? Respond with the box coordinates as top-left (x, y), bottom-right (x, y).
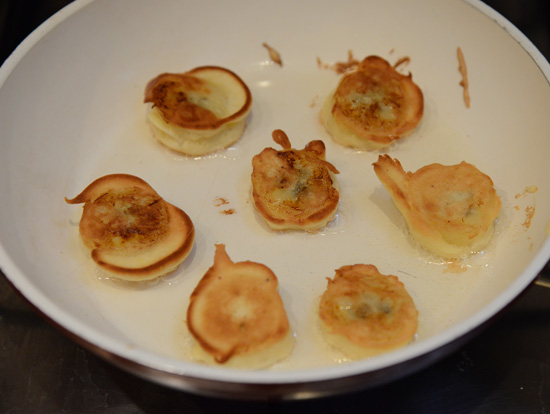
top-left (319, 264), bottom-right (418, 359)
top-left (251, 129), bottom-right (340, 232)
top-left (65, 174), bottom-right (195, 281)
top-left (144, 66), bottom-right (252, 156)
top-left (187, 244), bottom-right (293, 369)
top-left (321, 55), bottom-right (423, 150)
top-left (373, 155), bottom-right (502, 259)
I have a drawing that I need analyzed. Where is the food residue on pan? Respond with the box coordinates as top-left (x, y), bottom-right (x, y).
top-left (457, 47), bottom-right (470, 108)
top-left (318, 50), bottom-right (411, 76)
top-left (523, 206), bottom-right (535, 230)
top-left (393, 56), bottom-right (410, 70)
top-left (317, 50), bottom-right (360, 74)
top-left (214, 197), bottom-right (236, 215)
top-left (444, 261), bottom-right (468, 274)
top-left (515, 185), bottom-right (538, 199)
top-left (310, 94), bottom-right (320, 108)
top-left (262, 43), bottom-right (283, 66)
top-left (214, 197), bottom-right (229, 207)
top-left (513, 186), bottom-right (537, 230)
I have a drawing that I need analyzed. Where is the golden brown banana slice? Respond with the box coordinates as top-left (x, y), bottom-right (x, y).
top-left (144, 66), bottom-right (252, 156)
top-left (321, 55), bottom-right (423, 150)
top-left (65, 174), bottom-right (195, 281)
top-left (373, 155), bottom-right (502, 259)
top-left (251, 129), bottom-right (340, 232)
top-left (319, 264), bottom-right (418, 359)
top-left (187, 244), bottom-right (293, 369)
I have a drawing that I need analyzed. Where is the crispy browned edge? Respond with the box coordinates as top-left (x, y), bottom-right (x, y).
top-left (372, 154), bottom-right (409, 208)
top-left (143, 66), bottom-right (253, 130)
top-left (251, 185), bottom-right (340, 228)
top-left (331, 55), bottom-right (424, 145)
top-left (186, 244), bottom-right (286, 363)
top-left (65, 173), bottom-right (195, 278)
top-left (251, 133), bottom-right (340, 229)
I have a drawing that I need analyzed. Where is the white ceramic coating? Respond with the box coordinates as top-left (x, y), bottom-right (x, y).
top-left (1, 0), bottom-right (549, 389)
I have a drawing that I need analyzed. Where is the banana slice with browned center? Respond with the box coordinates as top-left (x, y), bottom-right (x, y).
top-left (319, 264), bottom-right (418, 359)
top-left (65, 174), bottom-right (195, 281)
top-left (321, 55), bottom-right (423, 150)
top-left (373, 155), bottom-right (502, 259)
top-left (186, 244), bottom-right (293, 369)
top-left (144, 66), bottom-right (252, 156)
top-left (251, 129), bottom-right (340, 232)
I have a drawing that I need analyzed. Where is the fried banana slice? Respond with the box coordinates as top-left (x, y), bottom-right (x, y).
top-left (319, 264), bottom-right (418, 359)
top-left (65, 174), bottom-right (195, 281)
top-left (321, 55), bottom-right (423, 150)
top-left (251, 129), bottom-right (340, 232)
top-left (187, 244), bottom-right (293, 369)
top-left (144, 66), bottom-right (252, 156)
top-left (373, 155), bottom-right (502, 259)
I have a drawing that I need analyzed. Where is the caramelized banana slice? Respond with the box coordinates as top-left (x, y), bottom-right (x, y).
top-left (373, 155), bottom-right (502, 259)
top-left (321, 55), bottom-right (423, 150)
top-left (65, 174), bottom-right (195, 281)
top-left (187, 244), bottom-right (293, 369)
top-left (251, 129), bottom-right (340, 232)
top-left (319, 264), bottom-right (418, 359)
top-left (144, 66), bottom-right (252, 156)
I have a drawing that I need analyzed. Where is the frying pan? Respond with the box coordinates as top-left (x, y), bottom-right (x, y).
top-left (1, 0), bottom-right (549, 400)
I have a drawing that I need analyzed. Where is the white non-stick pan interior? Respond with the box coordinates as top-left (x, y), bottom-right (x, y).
top-left (1, 0), bottom-right (549, 393)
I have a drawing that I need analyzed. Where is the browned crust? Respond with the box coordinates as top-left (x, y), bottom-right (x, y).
top-left (393, 56), bottom-right (411, 70)
top-left (272, 128), bottom-right (291, 149)
top-left (319, 264), bottom-right (418, 352)
top-left (65, 174), bottom-right (195, 280)
top-left (373, 154), bottom-right (502, 258)
top-left (251, 184), bottom-right (339, 227)
top-left (372, 155), bottom-right (410, 211)
top-left (144, 66), bottom-right (252, 130)
top-left (187, 244), bottom-right (290, 363)
top-left (65, 174), bottom-right (157, 204)
top-left (331, 55), bottom-right (424, 145)
top-left (90, 203), bottom-right (195, 278)
top-left (251, 130), bottom-right (340, 231)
